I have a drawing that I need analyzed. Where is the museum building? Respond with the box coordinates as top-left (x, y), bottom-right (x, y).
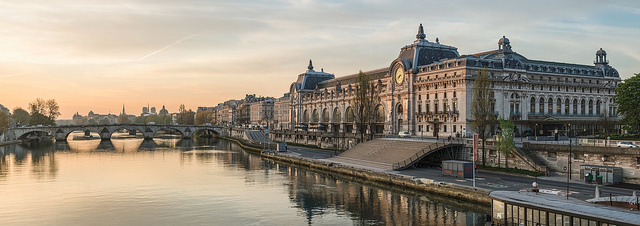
top-left (277, 24), bottom-right (621, 143)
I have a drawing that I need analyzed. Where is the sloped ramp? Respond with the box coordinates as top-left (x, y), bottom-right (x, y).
top-left (328, 139), bottom-right (461, 170)
top-left (244, 130), bottom-right (269, 143)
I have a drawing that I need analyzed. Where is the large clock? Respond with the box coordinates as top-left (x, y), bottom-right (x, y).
top-left (395, 67), bottom-right (404, 84)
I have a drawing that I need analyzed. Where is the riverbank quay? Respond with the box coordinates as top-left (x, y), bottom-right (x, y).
top-left (0, 140), bottom-right (21, 146)
top-left (220, 136), bottom-right (493, 205)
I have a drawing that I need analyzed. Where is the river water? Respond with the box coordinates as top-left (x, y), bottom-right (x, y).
top-left (0, 133), bottom-right (489, 225)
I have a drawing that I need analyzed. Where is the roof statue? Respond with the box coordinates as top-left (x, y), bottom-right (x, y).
top-left (307, 59), bottom-right (314, 72)
top-left (416, 23), bottom-right (426, 40)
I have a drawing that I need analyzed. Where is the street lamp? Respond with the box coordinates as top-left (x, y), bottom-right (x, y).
top-left (447, 104), bottom-right (452, 141)
top-left (567, 123), bottom-right (572, 199)
top-left (535, 123), bottom-right (538, 141)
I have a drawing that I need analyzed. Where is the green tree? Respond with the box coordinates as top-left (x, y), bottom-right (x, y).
top-left (496, 116), bottom-right (515, 168)
top-left (0, 110), bottom-right (9, 135)
top-left (615, 73), bottom-right (640, 134)
top-left (134, 116), bottom-right (147, 124)
top-left (352, 71), bottom-right (380, 141)
top-left (117, 114), bottom-right (131, 124)
top-left (470, 68), bottom-right (497, 166)
top-left (99, 118), bottom-right (111, 125)
top-left (29, 112), bottom-right (53, 125)
top-left (11, 107), bottom-right (30, 126)
top-left (195, 110), bottom-right (214, 125)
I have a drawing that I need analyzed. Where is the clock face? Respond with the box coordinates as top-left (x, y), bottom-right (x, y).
top-left (395, 67), bottom-right (404, 84)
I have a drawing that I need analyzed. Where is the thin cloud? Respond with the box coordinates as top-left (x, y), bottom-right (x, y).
top-left (137, 33), bottom-right (198, 61)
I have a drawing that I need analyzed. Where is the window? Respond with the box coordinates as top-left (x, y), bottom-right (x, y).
top-left (581, 99), bottom-right (586, 115)
top-left (530, 97), bottom-right (536, 113)
top-left (444, 92), bottom-right (447, 98)
top-left (596, 100), bottom-right (601, 115)
top-left (453, 91), bottom-right (456, 97)
top-left (573, 99), bottom-right (578, 114)
top-left (564, 99), bottom-right (570, 115)
top-left (588, 100), bottom-right (593, 115)
top-left (539, 98), bottom-right (544, 113)
top-left (548, 97), bottom-right (553, 114)
top-left (556, 99), bottom-right (561, 114)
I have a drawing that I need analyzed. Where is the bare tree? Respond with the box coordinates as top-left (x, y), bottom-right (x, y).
top-left (352, 71), bottom-right (381, 141)
top-left (470, 68), bottom-right (497, 166)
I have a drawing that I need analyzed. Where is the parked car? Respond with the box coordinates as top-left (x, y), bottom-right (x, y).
top-left (617, 141), bottom-right (639, 148)
top-left (398, 131), bottom-right (410, 137)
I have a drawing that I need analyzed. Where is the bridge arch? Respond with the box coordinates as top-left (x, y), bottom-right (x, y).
top-left (153, 127), bottom-right (185, 139)
top-left (17, 130), bottom-right (52, 140)
top-left (392, 142), bottom-right (465, 170)
top-left (192, 128), bottom-right (220, 138)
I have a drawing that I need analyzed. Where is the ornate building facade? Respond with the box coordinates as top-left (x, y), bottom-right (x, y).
top-left (276, 24), bottom-right (620, 146)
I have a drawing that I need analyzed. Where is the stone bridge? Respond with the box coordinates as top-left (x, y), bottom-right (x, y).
top-left (6, 124), bottom-right (224, 141)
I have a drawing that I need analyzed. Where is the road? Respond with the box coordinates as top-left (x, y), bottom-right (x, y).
top-left (283, 145), bottom-right (639, 201)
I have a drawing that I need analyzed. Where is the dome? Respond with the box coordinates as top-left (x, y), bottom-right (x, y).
top-left (596, 48), bottom-right (607, 56)
top-left (498, 36), bottom-right (510, 45)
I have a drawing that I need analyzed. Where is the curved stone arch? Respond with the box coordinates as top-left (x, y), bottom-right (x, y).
top-left (153, 127), bottom-right (185, 139)
top-left (192, 128), bottom-right (221, 137)
top-left (17, 129), bottom-right (53, 140)
top-left (62, 127), bottom-right (102, 140)
top-left (312, 109), bottom-right (319, 123)
top-left (108, 126), bottom-right (145, 139)
top-left (332, 107), bottom-right (341, 123)
top-left (345, 106), bottom-right (355, 123)
top-left (374, 104), bottom-right (385, 122)
top-left (302, 109), bottom-right (309, 124)
top-left (321, 108), bottom-right (329, 123)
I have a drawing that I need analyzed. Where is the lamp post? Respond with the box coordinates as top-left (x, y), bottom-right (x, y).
top-left (535, 123), bottom-right (538, 141)
top-left (447, 104), bottom-right (452, 141)
top-left (567, 123), bottom-right (572, 199)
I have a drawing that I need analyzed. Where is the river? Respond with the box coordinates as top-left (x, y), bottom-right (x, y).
top-left (0, 132), bottom-right (489, 225)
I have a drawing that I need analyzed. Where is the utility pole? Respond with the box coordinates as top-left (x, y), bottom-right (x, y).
top-left (567, 123), bottom-right (572, 199)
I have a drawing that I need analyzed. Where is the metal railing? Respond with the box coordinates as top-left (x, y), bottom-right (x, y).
top-left (391, 139), bottom-right (463, 170)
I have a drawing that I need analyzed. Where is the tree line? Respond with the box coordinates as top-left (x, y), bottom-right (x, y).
top-left (0, 98), bottom-right (61, 136)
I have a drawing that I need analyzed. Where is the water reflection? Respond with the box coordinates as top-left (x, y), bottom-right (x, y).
top-left (0, 138), bottom-right (489, 225)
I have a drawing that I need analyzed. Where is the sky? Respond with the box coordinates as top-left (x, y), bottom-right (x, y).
top-left (0, 0), bottom-right (639, 119)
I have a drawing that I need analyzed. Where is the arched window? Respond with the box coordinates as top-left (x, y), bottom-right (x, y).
top-left (291, 110), bottom-right (296, 123)
top-left (426, 101), bottom-right (430, 113)
top-left (547, 97), bottom-right (553, 114)
top-left (581, 99), bottom-right (586, 115)
top-left (588, 100), bottom-right (593, 115)
top-left (596, 100), bottom-right (601, 115)
top-left (322, 108), bottom-right (329, 123)
top-left (539, 97), bottom-right (544, 113)
top-left (375, 105), bottom-right (385, 122)
top-left (303, 110), bottom-right (309, 123)
top-left (333, 108), bottom-right (341, 123)
top-left (556, 98), bottom-right (561, 114)
top-left (312, 109), bottom-right (319, 123)
top-left (530, 97), bottom-right (536, 113)
top-left (573, 99), bottom-right (578, 115)
top-left (345, 107), bottom-right (354, 123)
top-left (564, 99), bottom-right (570, 115)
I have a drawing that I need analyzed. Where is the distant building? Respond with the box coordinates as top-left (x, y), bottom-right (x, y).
top-left (250, 98), bottom-right (274, 125)
top-left (159, 105), bottom-right (169, 116)
top-left (273, 94), bottom-right (291, 129)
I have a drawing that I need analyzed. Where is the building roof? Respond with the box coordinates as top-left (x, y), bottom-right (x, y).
top-left (490, 191), bottom-right (640, 225)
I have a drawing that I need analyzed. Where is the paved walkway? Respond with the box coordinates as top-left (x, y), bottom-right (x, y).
top-left (281, 141), bottom-right (639, 202)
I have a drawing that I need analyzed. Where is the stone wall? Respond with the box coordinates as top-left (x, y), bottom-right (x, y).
top-left (523, 143), bottom-right (640, 183)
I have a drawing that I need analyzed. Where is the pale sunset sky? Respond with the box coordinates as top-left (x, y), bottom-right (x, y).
top-left (0, 0), bottom-right (639, 119)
